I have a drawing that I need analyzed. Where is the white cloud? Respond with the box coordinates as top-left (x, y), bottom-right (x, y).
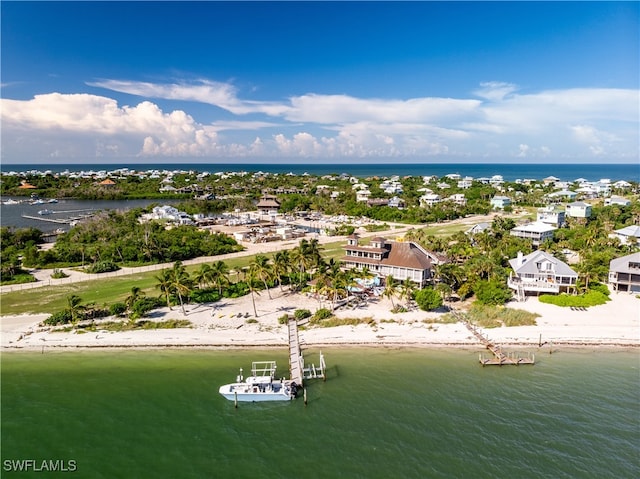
top-left (1, 82), bottom-right (638, 161)
top-left (474, 81), bottom-right (518, 101)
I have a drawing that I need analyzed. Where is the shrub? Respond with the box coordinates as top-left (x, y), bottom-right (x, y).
top-left (475, 280), bottom-right (512, 305)
top-left (51, 269), bottom-right (69, 279)
top-left (539, 291), bottom-right (609, 308)
top-left (312, 308), bottom-right (333, 321)
top-left (294, 309), bottom-right (311, 320)
top-left (191, 289), bottom-right (222, 303)
top-left (43, 310), bottom-right (72, 326)
top-left (589, 282), bottom-right (610, 296)
top-left (414, 288), bottom-right (443, 311)
top-left (130, 297), bottom-right (163, 318)
top-left (109, 302), bottom-right (127, 317)
top-left (85, 261), bottom-right (120, 274)
top-left (278, 314), bottom-right (290, 325)
top-left (467, 304), bottom-right (538, 328)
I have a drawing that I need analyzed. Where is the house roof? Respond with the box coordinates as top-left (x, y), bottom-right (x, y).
top-left (511, 222), bottom-right (557, 233)
top-left (609, 252), bottom-right (640, 273)
top-left (343, 241), bottom-right (436, 271)
top-left (256, 197), bottom-right (281, 208)
top-left (614, 225), bottom-right (640, 238)
top-left (509, 250), bottom-right (577, 276)
top-left (99, 178), bottom-right (116, 185)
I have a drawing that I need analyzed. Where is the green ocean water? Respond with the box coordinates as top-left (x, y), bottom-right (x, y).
top-left (2, 348), bottom-right (639, 478)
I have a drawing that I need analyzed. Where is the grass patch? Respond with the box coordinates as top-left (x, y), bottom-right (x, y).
top-left (52, 318), bottom-right (192, 332)
top-left (466, 304), bottom-right (539, 328)
top-left (309, 316), bottom-right (374, 328)
top-left (423, 315), bottom-right (459, 324)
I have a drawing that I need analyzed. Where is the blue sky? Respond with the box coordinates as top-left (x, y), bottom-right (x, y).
top-left (1, 1), bottom-right (638, 164)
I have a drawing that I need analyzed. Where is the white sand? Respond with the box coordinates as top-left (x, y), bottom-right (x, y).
top-left (2, 286), bottom-right (638, 351)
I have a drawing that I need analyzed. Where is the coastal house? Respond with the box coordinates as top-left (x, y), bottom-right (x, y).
top-left (447, 193), bottom-right (467, 207)
top-left (565, 201), bottom-right (592, 218)
top-left (465, 222), bottom-right (491, 236)
top-left (355, 189), bottom-right (371, 202)
top-left (508, 250), bottom-right (578, 300)
top-left (99, 178), bottom-right (116, 187)
top-left (604, 196), bottom-right (631, 207)
top-left (608, 252), bottom-right (640, 293)
top-left (457, 177), bottom-right (473, 189)
top-left (419, 193), bottom-right (441, 208)
top-left (609, 225), bottom-right (640, 245)
top-left (509, 221), bottom-right (556, 245)
top-left (341, 235), bottom-right (446, 288)
top-left (490, 196), bottom-right (511, 210)
top-left (536, 205), bottom-right (566, 227)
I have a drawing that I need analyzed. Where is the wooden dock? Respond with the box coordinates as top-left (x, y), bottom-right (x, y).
top-left (454, 310), bottom-right (535, 366)
top-left (287, 319), bottom-right (326, 386)
top-left (288, 319), bottom-right (304, 385)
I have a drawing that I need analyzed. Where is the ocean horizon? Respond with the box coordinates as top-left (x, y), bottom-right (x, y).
top-left (3, 162), bottom-right (639, 183)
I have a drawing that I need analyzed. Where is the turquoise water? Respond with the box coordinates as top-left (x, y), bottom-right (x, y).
top-left (2, 349), bottom-right (639, 478)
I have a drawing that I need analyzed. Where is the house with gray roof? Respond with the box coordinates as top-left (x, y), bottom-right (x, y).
top-left (608, 252), bottom-right (640, 293)
top-left (341, 235), bottom-right (446, 288)
top-left (609, 225), bottom-right (640, 245)
top-left (508, 250), bottom-right (578, 300)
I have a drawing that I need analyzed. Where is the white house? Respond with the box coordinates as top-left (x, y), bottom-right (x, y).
top-left (510, 221), bottom-right (556, 245)
top-left (608, 252), bottom-right (640, 293)
top-left (420, 193), bottom-right (441, 207)
top-left (457, 177), bottom-right (474, 189)
top-left (490, 196), bottom-right (512, 210)
top-left (604, 196), bottom-right (631, 207)
top-left (508, 250), bottom-right (578, 300)
top-left (537, 205), bottom-right (566, 227)
top-left (447, 193), bottom-right (467, 207)
top-left (609, 225), bottom-right (640, 245)
top-left (566, 201), bottom-right (592, 218)
top-left (355, 189), bottom-right (371, 202)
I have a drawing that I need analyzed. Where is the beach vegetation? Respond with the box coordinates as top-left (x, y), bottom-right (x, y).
top-left (294, 309), bottom-right (312, 320)
top-left (474, 280), bottom-right (513, 306)
top-left (391, 305), bottom-right (408, 313)
top-left (466, 304), bottom-right (539, 328)
top-left (313, 308), bottom-right (333, 321)
top-left (278, 314), bottom-right (290, 325)
top-left (109, 302), bottom-right (127, 317)
top-left (538, 291), bottom-right (609, 308)
top-left (85, 260), bottom-right (120, 274)
top-left (414, 287), bottom-right (443, 311)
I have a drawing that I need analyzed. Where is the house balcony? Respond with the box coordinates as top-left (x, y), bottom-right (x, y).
top-left (508, 277), bottom-right (561, 293)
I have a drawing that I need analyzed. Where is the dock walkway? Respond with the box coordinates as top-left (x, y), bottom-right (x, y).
top-left (453, 310), bottom-right (535, 366)
top-left (287, 319), bottom-right (326, 386)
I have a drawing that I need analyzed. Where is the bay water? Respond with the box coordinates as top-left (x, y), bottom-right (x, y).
top-left (2, 348), bottom-right (638, 478)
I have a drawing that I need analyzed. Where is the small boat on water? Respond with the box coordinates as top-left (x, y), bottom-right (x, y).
top-left (219, 361), bottom-right (298, 402)
top-left (47, 198), bottom-right (59, 203)
top-left (38, 209), bottom-right (53, 215)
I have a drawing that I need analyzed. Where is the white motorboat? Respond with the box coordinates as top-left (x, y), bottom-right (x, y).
top-left (219, 361), bottom-right (298, 402)
top-left (38, 209), bottom-right (53, 215)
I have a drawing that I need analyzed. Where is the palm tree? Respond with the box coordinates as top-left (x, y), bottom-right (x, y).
top-left (398, 278), bottom-right (416, 310)
top-left (193, 263), bottom-right (213, 289)
top-left (170, 261), bottom-right (193, 315)
top-left (272, 250), bottom-right (291, 291)
top-left (209, 260), bottom-right (230, 296)
top-left (155, 268), bottom-right (174, 310)
top-left (382, 275), bottom-right (398, 309)
top-left (245, 268), bottom-right (260, 317)
top-left (125, 286), bottom-right (145, 318)
top-left (250, 254), bottom-right (273, 299)
top-left (66, 294), bottom-right (85, 324)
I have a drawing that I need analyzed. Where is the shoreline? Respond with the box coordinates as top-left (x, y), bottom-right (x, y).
top-left (2, 287), bottom-right (638, 352)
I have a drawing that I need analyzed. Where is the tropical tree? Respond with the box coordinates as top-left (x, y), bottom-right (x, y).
top-left (209, 260), bottom-right (230, 295)
top-left (193, 263), bottom-right (213, 289)
top-left (155, 268), bottom-right (174, 309)
top-left (125, 286), bottom-right (145, 318)
top-left (170, 261), bottom-right (193, 315)
top-left (245, 268), bottom-right (260, 317)
top-left (272, 250), bottom-right (291, 291)
top-left (398, 278), bottom-right (416, 310)
top-left (250, 254), bottom-right (273, 299)
top-left (382, 275), bottom-right (398, 309)
top-left (66, 294), bottom-right (85, 324)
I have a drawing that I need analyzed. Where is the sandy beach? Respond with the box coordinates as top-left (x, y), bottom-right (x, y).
top-left (2, 285), bottom-right (638, 351)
